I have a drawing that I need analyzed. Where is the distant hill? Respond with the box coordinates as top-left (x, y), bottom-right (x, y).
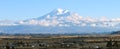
top-left (111, 31), bottom-right (120, 34)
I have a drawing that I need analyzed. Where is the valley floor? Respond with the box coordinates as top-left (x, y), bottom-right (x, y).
top-left (0, 35), bottom-right (120, 49)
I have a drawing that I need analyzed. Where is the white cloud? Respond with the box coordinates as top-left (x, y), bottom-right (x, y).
top-left (0, 23), bottom-right (17, 26)
top-left (0, 20), bottom-right (18, 26)
top-left (17, 12), bottom-right (120, 28)
top-left (37, 19), bottom-right (60, 27)
top-left (58, 24), bottom-right (69, 27)
top-left (84, 17), bottom-right (97, 22)
top-left (99, 17), bottom-right (109, 22)
top-left (19, 21), bottom-right (24, 24)
top-left (80, 23), bottom-right (86, 27)
top-left (111, 18), bottom-right (120, 22)
top-left (66, 14), bottom-right (83, 24)
top-left (91, 23), bottom-right (96, 27)
top-left (58, 24), bottom-right (64, 27)
top-left (38, 20), bottom-right (50, 26)
top-left (29, 20), bottom-right (38, 24)
top-left (51, 20), bottom-right (59, 26)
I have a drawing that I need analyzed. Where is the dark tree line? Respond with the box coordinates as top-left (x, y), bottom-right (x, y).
top-left (106, 40), bottom-right (119, 49)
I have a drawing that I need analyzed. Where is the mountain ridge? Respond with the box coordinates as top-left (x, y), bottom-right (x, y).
top-left (0, 8), bottom-right (120, 34)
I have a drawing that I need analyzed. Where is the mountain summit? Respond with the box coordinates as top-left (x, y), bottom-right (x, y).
top-left (52, 8), bottom-right (70, 15)
top-left (0, 8), bottom-right (120, 34)
top-left (37, 8), bottom-right (71, 20)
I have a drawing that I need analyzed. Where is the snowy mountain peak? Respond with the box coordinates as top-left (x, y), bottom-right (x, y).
top-left (1, 8), bottom-right (120, 34)
top-left (37, 8), bottom-right (71, 20)
top-left (48, 8), bottom-right (71, 16)
top-left (56, 8), bottom-right (69, 15)
top-left (56, 8), bottom-right (64, 14)
top-left (20, 8), bottom-right (120, 28)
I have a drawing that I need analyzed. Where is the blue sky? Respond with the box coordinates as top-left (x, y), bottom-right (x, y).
top-left (0, 0), bottom-right (120, 20)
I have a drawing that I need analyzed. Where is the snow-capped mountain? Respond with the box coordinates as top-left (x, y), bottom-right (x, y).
top-left (0, 8), bottom-right (120, 34)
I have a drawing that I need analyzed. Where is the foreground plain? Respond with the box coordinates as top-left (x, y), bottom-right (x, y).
top-left (0, 35), bottom-right (120, 49)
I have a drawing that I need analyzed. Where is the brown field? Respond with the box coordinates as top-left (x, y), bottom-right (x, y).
top-left (0, 35), bottom-right (120, 49)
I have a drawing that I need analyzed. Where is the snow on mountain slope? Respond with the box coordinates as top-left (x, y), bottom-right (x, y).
top-left (18, 8), bottom-right (120, 28)
top-left (0, 8), bottom-right (120, 34)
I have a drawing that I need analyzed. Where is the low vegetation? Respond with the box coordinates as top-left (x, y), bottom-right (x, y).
top-left (0, 35), bottom-right (120, 49)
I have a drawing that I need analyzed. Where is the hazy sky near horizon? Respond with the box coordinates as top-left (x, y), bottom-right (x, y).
top-left (0, 0), bottom-right (120, 20)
